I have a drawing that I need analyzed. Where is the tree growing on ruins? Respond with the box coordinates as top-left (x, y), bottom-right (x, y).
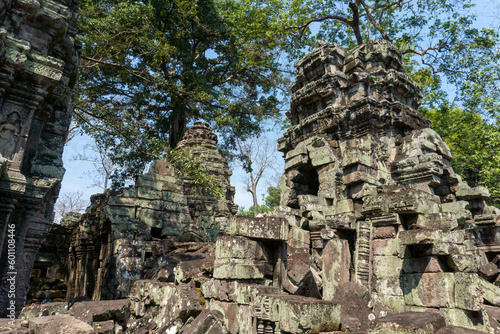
top-left (76, 0), bottom-right (500, 203)
top-left (237, 184), bottom-right (281, 216)
top-left (245, 0), bottom-right (500, 114)
top-left (76, 0), bottom-right (289, 185)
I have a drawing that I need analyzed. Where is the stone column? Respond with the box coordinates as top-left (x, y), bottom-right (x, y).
top-left (0, 0), bottom-right (80, 314)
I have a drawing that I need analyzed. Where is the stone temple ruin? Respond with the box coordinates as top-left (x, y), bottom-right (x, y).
top-left (61, 122), bottom-right (237, 302)
top-left (3, 19), bottom-right (500, 334)
top-left (0, 0), bottom-right (80, 318)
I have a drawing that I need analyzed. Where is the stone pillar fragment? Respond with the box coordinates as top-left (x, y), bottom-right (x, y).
top-left (0, 0), bottom-right (80, 315)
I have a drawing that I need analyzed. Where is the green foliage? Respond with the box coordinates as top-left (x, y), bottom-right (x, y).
top-left (76, 0), bottom-right (289, 183)
top-left (406, 53), bottom-right (500, 206)
top-left (237, 184), bottom-right (281, 216)
top-left (167, 148), bottom-right (224, 198)
top-left (264, 185), bottom-right (281, 209)
top-left (244, 0), bottom-right (500, 118)
top-left (421, 106), bottom-right (500, 207)
top-left (237, 204), bottom-right (269, 217)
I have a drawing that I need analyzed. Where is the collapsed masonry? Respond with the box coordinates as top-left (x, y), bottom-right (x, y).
top-left (19, 41), bottom-right (500, 334)
top-left (0, 0), bottom-right (79, 316)
top-left (29, 122), bottom-right (237, 303)
top-left (271, 40), bottom-right (500, 331)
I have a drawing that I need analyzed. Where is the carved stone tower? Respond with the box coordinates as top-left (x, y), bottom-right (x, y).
top-left (274, 40), bottom-right (500, 330)
top-left (0, 0), bottom-right (80, 315)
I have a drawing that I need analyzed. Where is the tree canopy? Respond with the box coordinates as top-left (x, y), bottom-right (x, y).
top-left (244, 0), bottom-right (500, 205)
top-left (76, 0), bottom-right (288, 184)
top-left (76, 0), bottom-right (500, 204)
top-left (240, 0), bottom-right (500, 116)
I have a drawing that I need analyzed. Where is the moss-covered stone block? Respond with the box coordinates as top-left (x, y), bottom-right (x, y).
top-left (213, 259), bottom-right (273, 280)
top-left (454, 273), bottom-right (483, 311)
top-left (373, 238), bottom-right (401, 257)
top-left (370, 311), bottom-right (446, 334)
top-left (228, 216), bottom-right (288, 241)
top-left (373, 256), bottom-right (403, 279)
top-left (129, 280), bottom-right (201, 327)
top-left (399, 229), bottom-right (464, 246)
top-left (275, 294), bottom-right (341, 333)
top-left (440, 308), bottom-right (490, 333)
top-left (376, 275), bottom-right (404, 297)
top-left (402, 273), bottom-right (455, 308)
top-left (213, 236), bottom-right (274, 279)
top-left (479, 278), bottom-right (500, 307)
top-left (288, 226), bottom-right (310, 248)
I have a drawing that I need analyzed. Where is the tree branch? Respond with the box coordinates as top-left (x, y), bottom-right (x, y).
top-left (349, 0), bottom-right (364, 45)
top-left (285, 14), bottom-right (354, 40)
top-left (358, 0), bottom-right (392, 42)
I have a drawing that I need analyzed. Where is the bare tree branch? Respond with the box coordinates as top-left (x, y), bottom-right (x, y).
top-left (358, 0), bottom-right (392, 42)
top-left (73, 141), bottom-right (120, 190)
top-left (285, 14), bottom-right (354, 40)
top-left (54, 191), bottom-right (89, 223)
top-left (235, 136), bottom-right (278, 217)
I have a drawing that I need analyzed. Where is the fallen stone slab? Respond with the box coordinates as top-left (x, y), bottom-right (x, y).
top-left (0, 319), bottom-right (31, 334)
top-left (124, 316), bottom-right (157, 334)
top-left (28, 314), bottom-right (94, 334)
top-left (174, 252), bottom-right (214, 284)
top-left (435, 326), bottom-right (486, 334)
top-left (202, 280), bottom-right (281, 306)
top-left (370, 311), bottom-right (446, 334)
top-left (129, 280), bottom-right (202, 327)
top-left (155, 318), bottom-right (184, 334)
top-left (294, 268), bottom-right (323, 299)
top-left (180, 310), bottom-right (227, 334)
top-left (67, 299), bottom-right (130, 327)
top-left (253, 294), bottom-right (341, 333)
top-left (478, 262), bottom-right (499, 281)
top-left (479, 278), bottom-right (500, 306)
top-left (484, 305), bottom-right (500, 334)
top-left (19, 302), bottom-right (68, 320)
top-left (332, 282), bottom-right (372, 332)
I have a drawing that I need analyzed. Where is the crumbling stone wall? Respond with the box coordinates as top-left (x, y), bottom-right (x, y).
top-left (0, 0), bottom-right (79, 315)
top-left (63, 122), bottom-right (237, 301)
top-left (196, 41), bottom-right (500, 333)
top-left (26, 216), bottom-right (76, 305)
top-left (270, 40), bottom-right (500, 331)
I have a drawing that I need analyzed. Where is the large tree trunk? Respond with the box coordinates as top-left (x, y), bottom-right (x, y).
top-left (251, 188), bottom-right (259, 217)
top-left (169, 100), bottom-right (187, 148)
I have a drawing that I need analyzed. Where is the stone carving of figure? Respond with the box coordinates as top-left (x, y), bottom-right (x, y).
top-left (0, 112), bottom-right (21, 159)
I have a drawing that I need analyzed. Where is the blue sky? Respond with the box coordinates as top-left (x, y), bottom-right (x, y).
top-left (60, 130), bottom-right (284, 211)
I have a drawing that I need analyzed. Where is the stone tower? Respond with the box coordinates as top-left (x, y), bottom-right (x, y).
top-left (63, 122), bottom-right (237, 301)
top-left (273, 40), bottom-right (500, 330)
